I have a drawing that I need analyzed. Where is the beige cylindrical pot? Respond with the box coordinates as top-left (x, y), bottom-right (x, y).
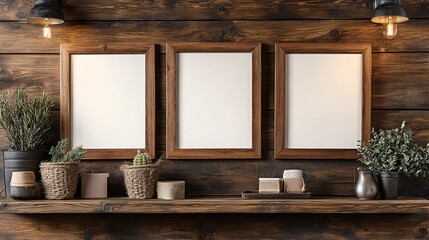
top-left (157, 181), bottom-right (185, 200)
top-left (81, 173), bottom-right (109, 199)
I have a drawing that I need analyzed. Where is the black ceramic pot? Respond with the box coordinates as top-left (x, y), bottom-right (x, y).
top-left (3, 151), bottom-right (46, 198)
top-left (378, 172), bottom-right (399, 200)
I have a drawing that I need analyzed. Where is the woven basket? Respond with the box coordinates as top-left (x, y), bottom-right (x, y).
top-left (121, 163), bottom-right (160, 199)
top-left (40, 162), bottom-right (80, 200)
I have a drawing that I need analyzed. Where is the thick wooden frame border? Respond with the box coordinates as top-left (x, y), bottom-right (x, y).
top-left (274, 43), bottom-right (372, 159)
top-left (166, 42), bottom-right (261, 159)
top-left (60, 44), bottom-right (156, 160)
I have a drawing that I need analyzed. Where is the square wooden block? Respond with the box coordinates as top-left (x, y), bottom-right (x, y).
top-left (259, 178), bottom-right (283, 193)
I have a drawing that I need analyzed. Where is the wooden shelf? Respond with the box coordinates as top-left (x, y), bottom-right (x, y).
top-left (1, 196), bottom-right (428, 214)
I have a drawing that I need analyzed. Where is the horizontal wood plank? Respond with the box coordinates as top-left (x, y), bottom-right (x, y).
top-left (1, 197), bottom-right (428, 214)
top-left (0, 20), bottom-right (428, 53)
top-left (373, 53), bottom-right (429, 109)
top-left (0, 213), bottom-right (428, 239)
top-left (2, 1), bottom-right (429, 21)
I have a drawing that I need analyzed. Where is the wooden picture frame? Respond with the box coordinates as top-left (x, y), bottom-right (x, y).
top-left (274, 43), bottom-right (371, 159)
top-left (166, 42), bottom-right (261, 159)
top-left (60, 44), bottom-right (155, 160)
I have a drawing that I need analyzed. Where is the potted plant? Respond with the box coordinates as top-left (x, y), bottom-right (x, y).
top-left (0, 88), bottom-right (54, 197)
top-left (121, 150), bottom-right (160, 199)
top-left (40, 139), bottom-right (86, 200)
top-left (358, 122), bottom-right (429, 199)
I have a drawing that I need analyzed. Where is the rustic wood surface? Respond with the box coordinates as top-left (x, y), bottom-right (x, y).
top-left (0, 0), bottom-right (428, 198)
top-left (1, 0), bottom-right (428, 21)
top-left (0, 196), bottom-right (428, 214)
top-left (0, 0), bottom-right (428, 238)
top-left (0, 213), bottom-right (426, 239)
top-left (0, 20), bottom-right (428, 53)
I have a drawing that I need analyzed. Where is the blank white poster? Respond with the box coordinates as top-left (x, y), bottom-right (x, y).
top-left (71, 54), bottom-right (146, 149)
top-left (286, 54), bottom-right (362, 149)
top-left (177, 52), bottom-right (253, 149)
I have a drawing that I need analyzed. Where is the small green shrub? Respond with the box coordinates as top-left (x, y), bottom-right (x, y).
top-left (0, 88), bottom-right (54, 151)
top-left (358, 122), bottom-right (429, 177)
top-left (49, 139), bottom-right (86, 163)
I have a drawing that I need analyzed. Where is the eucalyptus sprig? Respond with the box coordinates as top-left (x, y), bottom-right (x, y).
top-left (0, 88), bottom-right (54, 151)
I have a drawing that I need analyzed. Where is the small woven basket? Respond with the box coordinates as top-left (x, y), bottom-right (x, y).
top-left (40, 162), bottom-right (80, 200)
top-left (121, 163), bottom-right (160, 199)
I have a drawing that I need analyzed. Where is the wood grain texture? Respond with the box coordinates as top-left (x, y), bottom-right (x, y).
top-left (1, 197), bottom-right (428, 214)
top-left (166, 42), bottom-right (261, 159)
top-left (2, 0), bottom-right (429, 21)
top-left (373, 53), bottom-right (429, 110)
top-left (274, 43), bottom-right (371, 159)
top-left (0, 20), bottom-right (429, 53)
top-left (0, 213), bottom-right (427, 239)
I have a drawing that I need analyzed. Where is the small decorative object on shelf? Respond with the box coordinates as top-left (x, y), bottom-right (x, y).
top-left (358, 122), bottom-right (429, 199)
top-left (283, 169), bottom-right (306, 193)
top-left (355, 167), bottom-right (379, 200)
top-left (157, 181), bottom-right (185, 200)
top-left (9, 171), bottom-right (43, 200)
top-left (81, 172), bottom-right (109, 199)
top-left (40, 139), bottom-right (86, 200)
top-left (259, 178), bottom-right (283, 194)
top-left (0, 88), bottom-right (54, 197)
top-left (121, 151), bottom-right (161, 199)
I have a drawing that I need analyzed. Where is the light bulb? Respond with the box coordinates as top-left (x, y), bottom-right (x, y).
top-left (43, 24), bottom-right (51, 38)
top-left (384, 17), bottom-right (397, 40)
top-left (43, 18), bottom-right (51, 39)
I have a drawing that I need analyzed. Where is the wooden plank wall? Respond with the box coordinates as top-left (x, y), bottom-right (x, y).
top-left (0, 0), bottom-right (429, 198)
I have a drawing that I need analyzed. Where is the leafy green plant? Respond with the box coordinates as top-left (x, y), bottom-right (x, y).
top-left (0, 88), bottom-right (54, 151)
top-left (133, 150), bottom-right (152, 165)
top-left (358, 122), bottom-right (429, 177)
top-left (49, 139), bottom-right (86, 163)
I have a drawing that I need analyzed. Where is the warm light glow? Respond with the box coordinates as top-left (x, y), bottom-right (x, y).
top-left (43, 19), bottom-right (51, 39)
top-left (43, 24), bottom-right (51, 38)
top-left (384, 17), bottom-right (397, 40)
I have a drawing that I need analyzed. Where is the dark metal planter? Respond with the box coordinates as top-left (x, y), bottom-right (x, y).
top-left (378, 172), bottom-right (399, 199)
top-left (3, 151), bottom-right (46, 198)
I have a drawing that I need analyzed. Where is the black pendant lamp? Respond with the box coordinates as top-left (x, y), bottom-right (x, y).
top-left (27, 0), bottom-right (64, 39)
top-left (371, 0), bottom-right (408, 39)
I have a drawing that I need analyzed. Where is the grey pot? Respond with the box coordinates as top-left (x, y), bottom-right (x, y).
top-left (3, 151), bottom-right (46, 198)
top-left (355, 167), bottom-right (379, 200)
top-left (378, 172), bottom-right (399, 200)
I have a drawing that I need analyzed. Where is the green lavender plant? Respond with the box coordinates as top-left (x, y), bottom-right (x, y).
top-left (358, 121), bottom-right (429, 177)
top-left (49, 139), bottom-right (86, 163)
top-left (0, 88), bottom-right (54, 151)
top-left (133, 150), bottom-right (152, 165)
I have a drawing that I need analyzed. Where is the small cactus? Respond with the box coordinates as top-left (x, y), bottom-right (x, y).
top-left (133, 150), bottom-right (152, 165)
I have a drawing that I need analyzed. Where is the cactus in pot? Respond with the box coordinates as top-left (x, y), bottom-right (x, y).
top-left (121, 150), bottom-right (160, 199)
top-left (133, 150), bottom-right (152, 165)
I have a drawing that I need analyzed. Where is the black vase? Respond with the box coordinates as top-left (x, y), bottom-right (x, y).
top-left (3, 151), bottom-right (46, 198)
top-left (378, 172), bottom-right (399, 200)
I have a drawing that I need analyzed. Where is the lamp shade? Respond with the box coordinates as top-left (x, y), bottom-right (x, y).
top-left (371, 0), bottom-right (408, 24)
top-left (27, 0), bottom-right (64, 25)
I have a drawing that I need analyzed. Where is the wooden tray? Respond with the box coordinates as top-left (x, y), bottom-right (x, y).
top-left (242, 191), bottom-right (312, 199)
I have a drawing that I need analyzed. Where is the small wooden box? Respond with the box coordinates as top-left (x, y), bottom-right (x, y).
top-left (259, 178), bottom-right (283, 193)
